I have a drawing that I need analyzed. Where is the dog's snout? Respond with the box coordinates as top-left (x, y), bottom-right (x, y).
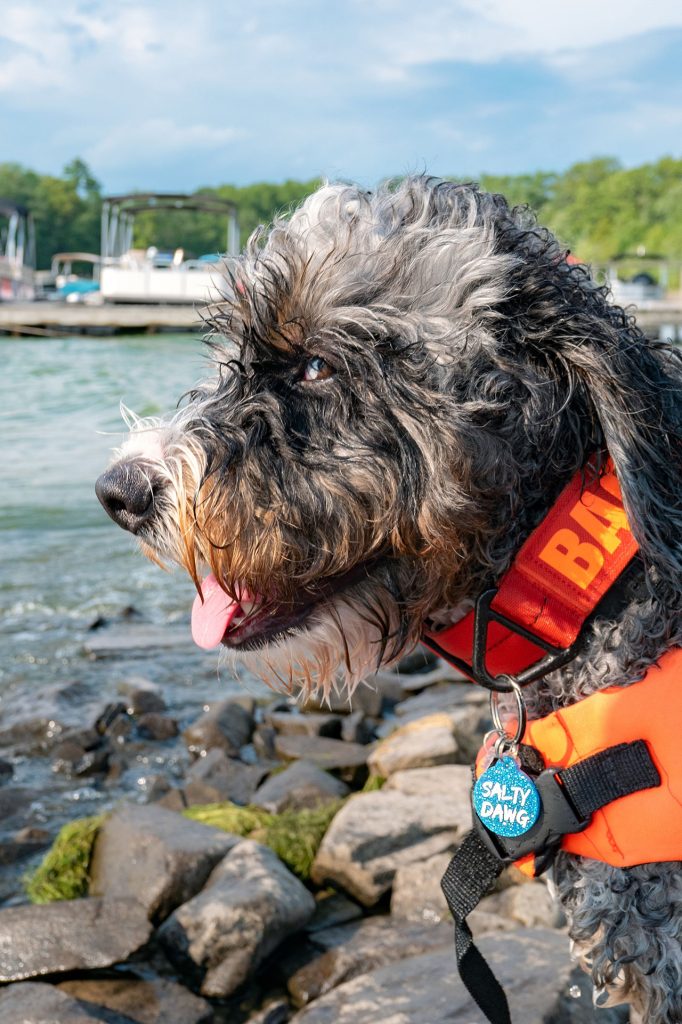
top-left (95, 462), bottom-right (156, 534)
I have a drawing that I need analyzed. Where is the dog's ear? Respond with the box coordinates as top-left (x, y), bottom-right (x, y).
top-left (498, 207), bottom-right (681, 593)
top-left (547, 275), bottom-right (681, 591)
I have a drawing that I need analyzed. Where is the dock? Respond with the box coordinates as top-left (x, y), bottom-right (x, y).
top-left (0, 301), bottom-right (202, 336)
top-left (0, 299), bottom-right (680, 339)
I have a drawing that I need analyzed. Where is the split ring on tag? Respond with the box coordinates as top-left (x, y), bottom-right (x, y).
top-left (489, 676), bottom-right (526, 757)
top-left (473, 677), bottom-right (541, 838)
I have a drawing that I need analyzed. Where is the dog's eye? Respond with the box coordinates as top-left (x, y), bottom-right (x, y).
top-left (302, 356), bottom-right (334, 382)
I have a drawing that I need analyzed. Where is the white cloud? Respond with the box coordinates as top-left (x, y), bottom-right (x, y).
top-left (86, 118), bottom-right (242, 167)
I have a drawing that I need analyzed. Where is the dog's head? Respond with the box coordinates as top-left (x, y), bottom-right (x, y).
top-left (96, 177), bottom-right (681, 697)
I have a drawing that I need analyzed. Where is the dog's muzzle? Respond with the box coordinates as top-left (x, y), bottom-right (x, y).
top-left (95, 461), bottom-right (157, 535)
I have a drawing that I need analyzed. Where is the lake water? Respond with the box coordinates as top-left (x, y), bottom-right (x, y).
top-left (0, 334), bottom-right (266, 837)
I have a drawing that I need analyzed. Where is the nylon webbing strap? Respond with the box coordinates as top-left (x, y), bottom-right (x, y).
top-left (440, 831), bottom-right (509, 1024)
top-left (441, 741), bottom-right (661, 1024)
top-left (559, 740), bottom-right (660, 820)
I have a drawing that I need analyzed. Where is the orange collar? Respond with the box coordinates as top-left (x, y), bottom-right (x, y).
top-left (422, 460), bottom-right (639, 688)
top-left (422, 460), bottom-right (682, 873)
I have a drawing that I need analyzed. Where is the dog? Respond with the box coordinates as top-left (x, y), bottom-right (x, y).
top-left (96, 177), bottom-right (682, 1021)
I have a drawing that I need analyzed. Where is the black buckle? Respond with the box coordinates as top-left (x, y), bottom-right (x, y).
top-left (427, 588), bottom-right (583, 692)
top-left (472, 766), bottom-right (590, 872)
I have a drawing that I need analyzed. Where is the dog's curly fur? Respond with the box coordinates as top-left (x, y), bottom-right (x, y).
top-left (104, 177), bottom-right (682, 1019)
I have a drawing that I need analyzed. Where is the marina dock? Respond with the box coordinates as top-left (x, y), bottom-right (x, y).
top-left (0, 301), bottom-right (202, 336)
top-left (0, 299), bottom-right (681, 339)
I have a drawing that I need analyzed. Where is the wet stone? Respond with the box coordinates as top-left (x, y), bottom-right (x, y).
top-left (88, 802), bottom-right (238, 922)
top-left (305, 891), bottom-right (364, 933)
top-left (0, 897), bottom-right (152, 981)
top-left (266, 710), bottom-right (342, 738)
top-left (158, 839), bottom-right (316, 998)
top-left (274, 734), bottom-right (370, 771)
top-left (123, 681), bottom-right (167, 716)
top-left (253, 724), bottom-right (278, 760)
top-left (136, 712), bottom-right (179, 741)
top-left (0, 981), bottom-right (133, 1024)
top-left (390, 852), bottom-right (454, 924)
top-left (184, 748), bottom-right (268, 806)
top-left (288, 928), bottom-right (585, 1024)
top-left (0, 757), bottom-right (13, 782)
top-left (311, 788), bottom-right (463, 905)
top-left (367, 713), bottom-right (459, 777)
top-left (394, 682), bottom-right (481, 720)
top-left (59, 976), bottom-right (213, 1024)
top-left (286, 916), bottom-right (454, 1007)
top-left (253, 759), bottom-right (350, 813)
top-left (93, 701), bottom-right (130, 736)
top-left (183, 699), bottom-right (253, 757)
top-left (340, 710), bottom-right (374, 745)
top-left (395, 646), bottom-right (440, 675)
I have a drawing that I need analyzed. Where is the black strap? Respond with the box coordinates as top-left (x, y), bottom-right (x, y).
top-left (559, 740), bottom-right (659, 820)
top-left (441, 739), bottom-right (660, 1024)
top-left (441, 831), bottom-right (510, 1024)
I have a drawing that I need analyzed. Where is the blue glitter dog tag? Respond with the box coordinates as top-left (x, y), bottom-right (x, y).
top-left (473, 756), bottom-right (541, 838)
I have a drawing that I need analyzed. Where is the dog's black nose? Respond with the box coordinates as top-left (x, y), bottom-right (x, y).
top-left (95, 462), bottom-right (155, 534)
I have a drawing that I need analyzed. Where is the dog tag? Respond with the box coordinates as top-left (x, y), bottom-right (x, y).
top-left (473, 756), bottom-right (541, 838)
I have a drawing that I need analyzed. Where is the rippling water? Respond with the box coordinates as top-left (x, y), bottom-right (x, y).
top-left (0, 334), bottom-right (265, 838)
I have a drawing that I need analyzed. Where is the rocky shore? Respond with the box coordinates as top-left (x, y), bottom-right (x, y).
top-left (0, 648), bottom-right (628, 1023)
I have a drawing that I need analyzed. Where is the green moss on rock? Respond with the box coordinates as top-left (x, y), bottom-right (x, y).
top-left (263, 800), bottom-right (343, 880)
top-left (182, 801), bottom-right (273, 836)
top-left (24, 815), bottom-right (104, 904)
top-left (362, 773), bottom-right (386, 792)
top-left (24, 794), bottom-right (346, 903)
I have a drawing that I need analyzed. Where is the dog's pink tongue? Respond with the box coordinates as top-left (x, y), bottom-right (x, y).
top-left (191, 574), bottom-right (241, 650)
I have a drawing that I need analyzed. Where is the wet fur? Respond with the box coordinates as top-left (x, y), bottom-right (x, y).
top-left (112, 178), bottom-right (681, 1018)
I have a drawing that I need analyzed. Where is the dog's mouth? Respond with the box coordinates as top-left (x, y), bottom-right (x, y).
top-left (191, 563), bottom-right (380, 652)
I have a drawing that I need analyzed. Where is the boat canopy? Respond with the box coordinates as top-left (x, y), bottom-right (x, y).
top-left (101, 193), bottom-right (239, 262)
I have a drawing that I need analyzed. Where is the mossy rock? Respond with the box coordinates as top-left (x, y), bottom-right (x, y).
top-left (24, 814), bottom-right (104, 904)
top-left (25, 796), bottom-right (345, 903)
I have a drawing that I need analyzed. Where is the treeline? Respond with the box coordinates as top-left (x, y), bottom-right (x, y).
top-left (1, 156), bottom-right (680, 270)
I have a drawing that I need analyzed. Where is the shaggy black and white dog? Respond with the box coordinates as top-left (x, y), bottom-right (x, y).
top-left (96, 178), bottom-right (682, 1021)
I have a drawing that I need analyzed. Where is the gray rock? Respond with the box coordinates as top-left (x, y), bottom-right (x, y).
top-left (473, 881), bottom-right (565, 930)
top-left (266, 711), bottom-right (342, 738)
top-left (395, 647), bottom-right (440, 675)
top-left (246, 999), bottom-right (292, 1024)
top-left (183, 699), bottom-right (253, 757)
top-left (0, 898), bottom-right (151, 981)
top-left (287, 916), bottom-right (454, 1007)
top-left (390, 852), bottom-right (454, 923)
top-left (0, 981), bottom-right (134, 1023)
top-left (274, 735), bottom-right (370, 771)
top-left (89, 802), bottom-right (238, 922)
top-left (394, 683), bottom-right (480, 719)
top-left (136, 712), bottom-right (179, 741)
top-left (184, 749), bottom-right (268, 806)
top-left (123, 681), bottom-right (167, 716)
top-left (158, 839), bottom-right (315, 998)
top-left (367, 714), bottom-right (459, 777)
top-left (59, 977), bottom-right (213, 1024)
top-left (253, 724), bottom-right (278, 760)
top-left (253, 760), bottom-right (349, 813)
top-left (288, 928), bottom-right (591, 1024)
top-left (340, 710), bottom-right (374, 744)
top-left (383, 764), bottom-right (473, 832)
top-left (84, 623), bottom-right (191, 657)
top-left (306, 891), bottom-right (363, 933)
top-left (303, 679), bottom-right (384, 717)
top-left (311, 789), bottom-right (463, 905)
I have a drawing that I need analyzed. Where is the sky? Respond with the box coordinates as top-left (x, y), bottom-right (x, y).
top-left (2, 0), bottom-right (682, 193)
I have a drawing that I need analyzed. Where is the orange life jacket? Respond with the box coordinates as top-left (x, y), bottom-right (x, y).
top-left (422, 460), bottom-right (682, 873)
